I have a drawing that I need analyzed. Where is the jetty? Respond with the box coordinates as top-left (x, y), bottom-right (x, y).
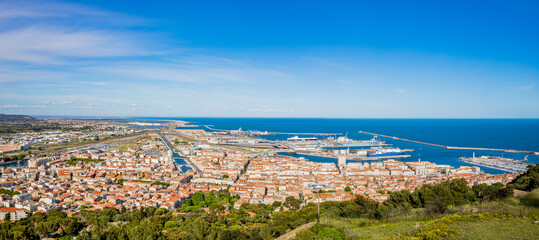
top-left (359, 131), bottom-right (538, 155)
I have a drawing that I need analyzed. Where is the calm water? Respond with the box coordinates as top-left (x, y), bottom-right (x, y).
top-left (5, 119), bottom-right (535, 174)
top-left (138, 118), bottom-right (539, 175)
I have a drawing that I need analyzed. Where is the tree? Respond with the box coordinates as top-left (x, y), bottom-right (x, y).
top-left (220, 229), bottom-right (249, 240)
top-left (284, 196), bottom-right (302, 209)
top-left (510, 164), bottom-right (539, 191)
top-left (344, 186), bottom-right (351, 192)
top-left (384, 190), bottom-right (412, 208)
top-left (521, 188), bottom-right (539, 208)
top-left (61, 217), bottom-right (83, 236)
top-left (425, 197), bottom-right (447, 216)
top-left (294, 229), bottom-right (316, 240)
top-left (209, 203), bottom-right (225, 214)
top-left (164, 220), bottom-right (179, 229)
top-left (184, 218), bottom-right (214, 240)
top-left (354, 195), bottom-right (379, 219)
top-left (375, 205), bottom-right (389, 220)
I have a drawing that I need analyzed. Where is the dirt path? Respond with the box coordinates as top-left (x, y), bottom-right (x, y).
top-left (276, 222), bottom-right (316, 240)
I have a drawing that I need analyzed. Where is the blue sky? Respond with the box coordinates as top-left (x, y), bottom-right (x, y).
top-left (0, 0), bottom-right (537, 118)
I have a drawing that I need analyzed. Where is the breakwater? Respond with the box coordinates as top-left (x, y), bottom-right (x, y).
top-left (359, 131), bottom-right (538, 155)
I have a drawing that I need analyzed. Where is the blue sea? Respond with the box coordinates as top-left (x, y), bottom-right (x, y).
top-left (136, 118), bottom-right (539, 175)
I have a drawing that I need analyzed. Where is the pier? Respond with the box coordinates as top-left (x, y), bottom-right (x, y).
top-left (359, 131), bottom-right (538, 155)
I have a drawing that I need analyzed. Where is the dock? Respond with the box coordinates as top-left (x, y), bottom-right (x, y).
top-left (359, 131), bottom-right (538, 155)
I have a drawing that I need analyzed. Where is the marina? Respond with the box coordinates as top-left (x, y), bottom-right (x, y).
top-left (459, 153), bottom-right (530, 173)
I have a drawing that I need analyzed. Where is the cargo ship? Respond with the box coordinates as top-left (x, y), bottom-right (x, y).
top-left (367, 146), bottom-right (404, 157)
top-left (287, 136), bottom-right (318, 142)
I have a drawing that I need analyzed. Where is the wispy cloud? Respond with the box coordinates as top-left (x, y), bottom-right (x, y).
top-left (0, 27), bottom-right (153, 64)
top-left (517, 84), bottom-right (535, 91)
top-left (247, 108), bottom-right (295, 113)
top-left (85, 61), bottom-right (292, 84)
top-left (0, 104), bottom-right (24, 109)
top-left (42, 101), bottom-right (72, 105)
top-left (0, 0), bottom-right (145, 25)
top-left (0, 104), bottom-right (49, 109)
top-left (0, 1), bottom-right (158, 65)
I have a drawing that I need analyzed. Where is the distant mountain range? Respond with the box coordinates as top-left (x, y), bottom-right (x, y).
top-left (0, 114), bottom-right (36, 121)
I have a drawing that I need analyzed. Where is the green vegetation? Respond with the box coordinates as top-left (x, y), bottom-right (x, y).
top-left (0, 190), bottom-right (317, 239)
top-left (295, 223), bottom-right (348, 240)
top-left (132, 180), bottom-right (152, 183)
top-left (521, 188), bottom-right (539, 208)
top-left (0, 114), bottom-right (35, 122)
top-left (0, 188), bottom-right (20, 197)
top-left (0, 117), bottom-right (91, 133)
top-left (78, 205), bottom-right (94, 210)
top-left (116, 179), bottom-right (170, 186)
top-left (180, 191), bottom-right (240, 212)
top-left (1, 154), bottom-right (27, 162)
top-left (383, 178), bottom-right (512, 213)
top-left (117, 179), bottom-right (127, 185)
top-left (154, 181), bottom-right (171, 186)
top-left (1, 165), bottom-right (539, 240)
top-left (509, 164), bottom-right (539, 191)
top-left (66, 158), bottom-right (105, 165)
top-left (449, 214), bottom-right (539, 240)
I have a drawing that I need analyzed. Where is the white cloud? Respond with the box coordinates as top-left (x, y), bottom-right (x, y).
top-left (0, 104), bottom-right (23, 109)
top-left (0, 27), bottom-right (152, 64)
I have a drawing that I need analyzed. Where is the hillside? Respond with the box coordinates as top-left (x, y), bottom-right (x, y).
top-left (302, 212), bottom-right (539, 240)
top-left (0, 114), bottom-right (36, 121)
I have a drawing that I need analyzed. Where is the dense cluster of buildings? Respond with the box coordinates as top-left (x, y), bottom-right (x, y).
top-left (0, 130), bottom-right (517, 222)
top-left (0, 120), bottom-right (139, 154)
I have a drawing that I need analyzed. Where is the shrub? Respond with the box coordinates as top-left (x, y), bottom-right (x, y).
top-left (521, 188), bottom-right (539, 208)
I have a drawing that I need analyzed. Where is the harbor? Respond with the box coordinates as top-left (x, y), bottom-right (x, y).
top-left (459, 153), bottom-right (530, 173)
top-left (170, 119), bottom-right (538, 174)
top-left (359, 130), bottom-right (539, 155)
